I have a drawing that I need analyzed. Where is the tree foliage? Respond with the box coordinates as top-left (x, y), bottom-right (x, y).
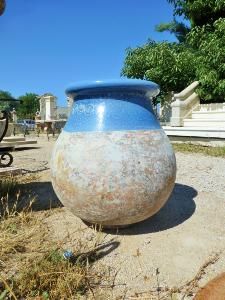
top-left (122, 0), bottom-right (225, 102)
top-left (0, 90), bottom-right (14, 101)
top-left (17, 93), bottom-right (39, 119)
top-left (155, 20), bottom-right (190, 43)
top-left (0, 90), bottom-right (18, 112)
top-left (188, 18), bottom-right (225, 100)
top-left (168, 0), bottom-right (225, 27)
top-left (122, 41), bottom-right (196, 94)
top-left (0, 91), bottom-right (40, 119)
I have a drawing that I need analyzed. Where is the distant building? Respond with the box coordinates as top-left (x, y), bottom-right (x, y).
top-left (38, 93), bottom-right (72, 121)
top-left (57, 107), bottom-right (69, 120)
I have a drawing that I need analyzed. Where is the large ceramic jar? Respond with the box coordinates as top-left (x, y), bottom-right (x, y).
top-left (51, 79), bottom-right (176, 227)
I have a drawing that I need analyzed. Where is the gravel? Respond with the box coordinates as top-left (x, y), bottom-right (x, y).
top-left (12, 136), bottom-right (225, 299)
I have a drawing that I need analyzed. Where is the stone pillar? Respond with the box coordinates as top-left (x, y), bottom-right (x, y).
top-left (35, 110), bottom-right (41, 121)
top-left (170, 81), bottom-right (200, 127)
top-left (45, 95), bottom-right (57, 121)
top-left (39, 94), bottom-right (57, 121)
top-left (39, 97), bottom-right (45, 120)
top-left (11, 108), bottom-right (17, 123)
top-left (170, 99), bottom-right (185, 126)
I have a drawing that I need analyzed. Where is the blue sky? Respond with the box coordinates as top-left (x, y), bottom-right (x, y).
top-left (0, 0), bottom-right (178, 106)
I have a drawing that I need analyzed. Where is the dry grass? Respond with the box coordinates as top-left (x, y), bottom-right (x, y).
top-left (0, 173), bottom-right (39, 218)
top-left (1, 248), bottom-right (100, 299)
top-left (1, 172), bottom-right (221, 299)
top-left (0, 175), bottom-right (114, 299)
top-left (173, 143), bottom-right (225, 158)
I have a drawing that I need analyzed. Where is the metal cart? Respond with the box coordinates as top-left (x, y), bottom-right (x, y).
top-left (0, 99), bottom-right (20, 167)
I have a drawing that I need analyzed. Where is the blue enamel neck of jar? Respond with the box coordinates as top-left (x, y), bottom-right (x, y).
top-left (64, 79), bottom-right (161, 132)
top-left (65, 79), bottom-right (160, 99)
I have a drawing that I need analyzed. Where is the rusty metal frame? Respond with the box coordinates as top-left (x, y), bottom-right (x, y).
top-left (0, 110), bottom-right (13, 167)
top-left (0, 110), bottom-right (8, 143)
top-left (0, 98), bottom-right (21, 167)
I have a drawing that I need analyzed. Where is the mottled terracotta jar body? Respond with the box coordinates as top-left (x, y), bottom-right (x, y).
top-left (51, 79), bottom-right (176, 227)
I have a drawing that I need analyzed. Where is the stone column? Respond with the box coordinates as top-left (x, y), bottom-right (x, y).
top-left (170, 81), bottom-right (200, 127)
top-left (39, 97), bottom-right (45, 120)
top-left (45, 95), bottom-right (57, 121)
top-left (39, 94), bottom-right (57, 121)
top-left (11, 108), bottom-right (17, 123)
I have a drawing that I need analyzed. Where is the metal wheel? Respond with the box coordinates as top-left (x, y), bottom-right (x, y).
top-left (0, 152), bottom-right (13, 167)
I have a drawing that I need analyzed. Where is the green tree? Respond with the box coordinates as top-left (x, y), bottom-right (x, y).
top-left (188, 18), bottom-right (225, 100)
top-left (155, 20), bottom-right (190, 43)
top-left (0, 90), bottom-right (14, 102)
top-left (122, 41), bottom-right (196, 97)
top-left (157, 0), bottom-right (225, 41)
top-left (122, 0), bottom-right (225, 102)
top-left (17, 93), bottom-right (39, 119)
top-left (168, 0), bottom-right (225, 27)
top-left (0, 90), bottom-right (19, 112)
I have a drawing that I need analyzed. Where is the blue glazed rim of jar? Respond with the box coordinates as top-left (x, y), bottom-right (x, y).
top-left (65, 79), bottom-right (160, 99)
top-left (64, 79), bottom-right (161, 132)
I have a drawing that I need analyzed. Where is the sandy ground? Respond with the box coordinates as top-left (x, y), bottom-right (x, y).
top-left (12, 135), bottom-right (225, 299)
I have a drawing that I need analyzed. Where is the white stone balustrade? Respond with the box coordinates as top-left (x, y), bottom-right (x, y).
top-left (170, 81), bottom-right (200, 127)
